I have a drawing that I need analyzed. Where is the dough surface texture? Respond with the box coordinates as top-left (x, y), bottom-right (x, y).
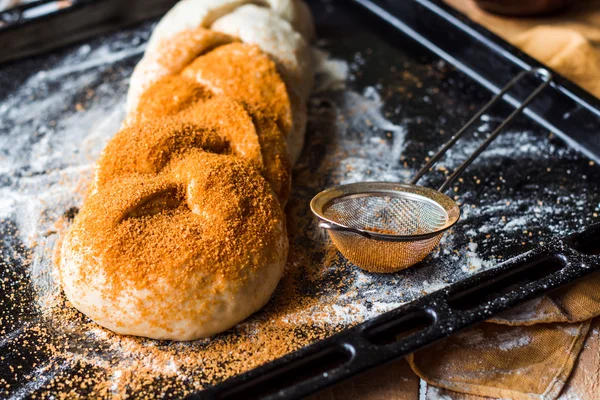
top-left (59, 0), bottom-right (314, 340)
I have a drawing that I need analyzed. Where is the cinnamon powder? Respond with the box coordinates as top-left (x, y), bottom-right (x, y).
top-left (182, 42), bottom-right (294, 202)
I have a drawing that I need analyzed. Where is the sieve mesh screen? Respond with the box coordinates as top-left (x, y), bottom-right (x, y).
top-left (312, 184), bottom-right (460, 273)
top-left (323, 194), bottom-right (448, 236)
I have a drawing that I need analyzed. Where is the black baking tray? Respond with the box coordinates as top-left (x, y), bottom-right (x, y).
top-left (0, 0), bottom-right (599, 399)
top-left (199, 1), bottom-right (600, 398)
top-left (0, 0), bottom-right (178, 64)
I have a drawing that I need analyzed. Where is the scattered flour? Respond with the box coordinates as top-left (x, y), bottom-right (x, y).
top-left (498, 334), bottom-right (532, 351)
top-left (459, 327), bottom-right (532, 352)
top-left (425, 385), bottom-right (454, 400)
top-left (312, 47), bottom-right (349, 92)
top-left (462, 242), bottom-right (494, 274)
top-left (1, 14), bottom-right (599, 398)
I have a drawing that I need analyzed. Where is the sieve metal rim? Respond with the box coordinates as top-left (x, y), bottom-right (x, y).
top-left (310, 181), bottom-right (461, 242)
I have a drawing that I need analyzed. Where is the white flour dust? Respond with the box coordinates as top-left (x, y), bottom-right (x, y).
top-left (0, 28), bottom-right (416, 335)
top-left (2, 15), bottom-right (600, 399)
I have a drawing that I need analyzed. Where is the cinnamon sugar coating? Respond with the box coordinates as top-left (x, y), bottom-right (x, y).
top-left (133, 75), bottom-right (214, 121)
top-left (93, 119), bottom-right (228, 191)
top-left (183, 42), bottom-right (293, 138)
top-left (183, 43), bottom-right (293, 202)
top-left (62, 151), bottom-right (287, 339)
top-left (61, 28), bottom-right (300, 340)
top-left (126, 27), bottom-right (237, 115)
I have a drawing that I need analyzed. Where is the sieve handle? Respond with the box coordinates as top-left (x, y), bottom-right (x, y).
top-left (319, 221), bottom-right (372, 238)
top-left (409, 67), bottom-right (552, 192)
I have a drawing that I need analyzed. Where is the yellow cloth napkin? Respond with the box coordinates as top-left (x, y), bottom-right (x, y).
top-left (407, 2), bottom-right (600, 399)
top-left (407, 280), bottom-right (599, 399)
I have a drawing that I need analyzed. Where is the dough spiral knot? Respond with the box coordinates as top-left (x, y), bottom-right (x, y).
top-left (59, 0), bottom-right (314, 340)
top-left (61, 150), bottom-right (288, 340)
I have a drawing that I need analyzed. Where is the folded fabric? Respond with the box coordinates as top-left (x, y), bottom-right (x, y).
top-left (408, 321), bottom-right (591, 400)
top-left (409, 1), bottom-right (600, 398)
top-left (408, 277), bottom-right (600, 399)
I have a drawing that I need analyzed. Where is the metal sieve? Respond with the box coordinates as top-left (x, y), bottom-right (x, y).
top-left (311, 67), bottom-right (552, 273)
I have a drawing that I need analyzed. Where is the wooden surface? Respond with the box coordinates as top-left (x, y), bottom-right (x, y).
top-left (310, 317), bottom-right (600, 399)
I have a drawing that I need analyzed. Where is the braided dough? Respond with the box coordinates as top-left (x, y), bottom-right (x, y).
top-left (127, 0), bottom-right (313, 164)
top-left (59, 0), bottom-right (314, 340)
